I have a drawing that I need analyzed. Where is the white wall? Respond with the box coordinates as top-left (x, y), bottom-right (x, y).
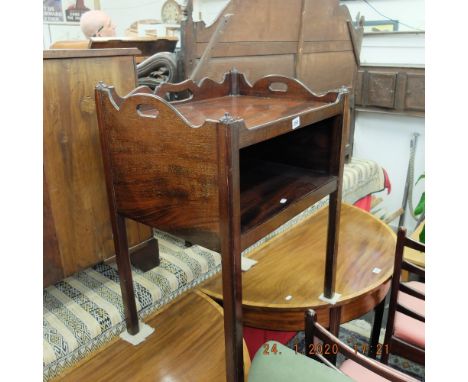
top-left (100, 0), bottom-right (165, 37)
top-left (42, 0), bottom-right (231, 47)
top-left (353, 113), bottom-right (425, 231)
top-left (193, 0), bottom-right (229, 26)
top-left (43, 0), bottom-right (185, 48)
top-left (360, 32), bottom-right (425, 66)
top-left (343, 0), bottom-right (425, 32)
top-left (342, 0), bottom-right (425, 231)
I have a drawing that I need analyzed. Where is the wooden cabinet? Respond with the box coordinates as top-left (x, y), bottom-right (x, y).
top-left (43, 49), bottom-right (154, 287)
top-left (95, 70), bottom-right (348, 382)
top-left (355, 65), bottom-right (425, 116)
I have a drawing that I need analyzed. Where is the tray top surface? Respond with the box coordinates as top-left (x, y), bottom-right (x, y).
top-left (173, 95), bottom-right (328, 128)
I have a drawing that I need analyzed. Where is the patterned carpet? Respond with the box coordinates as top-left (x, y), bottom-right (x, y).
top-left (43, 230), bottom-right (221, 381)
top-left (286, 321), bottom-right (425, 381)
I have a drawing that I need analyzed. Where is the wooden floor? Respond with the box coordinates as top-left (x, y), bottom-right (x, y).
top-left (53, 291), bottom-right (250, 381)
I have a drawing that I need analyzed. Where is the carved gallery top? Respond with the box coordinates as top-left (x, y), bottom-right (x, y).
top-left (95, 70), bottom-right (348, 252)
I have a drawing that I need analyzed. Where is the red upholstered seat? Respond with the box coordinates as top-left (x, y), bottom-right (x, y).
top-left (397, 281), bottom-right (425, 317)
top-left (394, 312), bottom-right (425, 348)
top-left (404, 281), bottom-right (424, 294)
top-left (340, 359), bottom-right (390, 382)
top-left (394, 281), bottom-right (425, 348)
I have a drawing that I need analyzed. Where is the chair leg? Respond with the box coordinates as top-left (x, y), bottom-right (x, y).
top-left (327, 306), bottom-right (342, 365)
top-left (305, 309), bottom-right (316, 359)
top-left (369, 297), bottom-right (385, 359)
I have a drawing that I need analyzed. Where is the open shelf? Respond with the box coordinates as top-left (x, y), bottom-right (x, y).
top-left (240, 159), bottom-right (337, 249)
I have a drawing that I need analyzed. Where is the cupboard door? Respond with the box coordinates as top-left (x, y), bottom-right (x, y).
top-left (405, 73), bottom-right (425, 111)
top-left (367, 72), bottom-right (397, 109)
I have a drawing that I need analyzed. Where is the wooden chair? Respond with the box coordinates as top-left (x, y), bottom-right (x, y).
top-left (380, 227), bottom-right (425, 365)
top-left (305, 309), bottom-right (419, 382)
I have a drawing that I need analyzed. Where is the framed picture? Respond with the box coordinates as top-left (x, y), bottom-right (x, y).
top-left (43, 0), bottom-right (64, 22)
top-left (43, 0), bottom-right (96, 24)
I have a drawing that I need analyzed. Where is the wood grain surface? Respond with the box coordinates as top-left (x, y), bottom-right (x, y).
top-left (52, 291), bottom-right (250, 382)
top-left (43, 170), bottom-right (63, 287)
top-left (174, 95), bottom-right (326, 127)
top-left (201, 204), bottom-right (396, 330)
top-left (43, 50), bottom-right (152, 283)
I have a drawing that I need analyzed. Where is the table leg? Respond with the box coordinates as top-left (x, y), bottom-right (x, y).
top-left (114, 214), bottom-right (140, 335)
top-left (324, 191), bottom-right (341, 298)
top-left (369, 297), bottom-right (385, 359)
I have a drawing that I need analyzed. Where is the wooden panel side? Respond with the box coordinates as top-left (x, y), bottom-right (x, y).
top-left (302, 0), bottom-right (353, 41)
top-left (297, 52), bottom-right (355, 93)
top-left (367, 72), bottom-right (398, 109)
top-left (195, 0), bottom-right (303, 43)
top-left (193, 55), bottom-right (295, 83)
top-left (43, 171), bottom-right (64, 287)
top-left (43, 55), bottom-right (151, 276)
top-left (405, 73), bottom-right (425, 111)
top-left (99, 93), bottom-right (221, 250)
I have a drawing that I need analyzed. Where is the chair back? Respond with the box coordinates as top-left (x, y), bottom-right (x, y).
top-left (382, 227), bottom-right (425, 364)
top-left (305, 309), bottom-right (419, 381)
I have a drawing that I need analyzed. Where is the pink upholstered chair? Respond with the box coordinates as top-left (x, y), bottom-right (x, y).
top-left (305, 309), bottom-right (418, 382)
top-left (381, 227), bottom-right (425, 365)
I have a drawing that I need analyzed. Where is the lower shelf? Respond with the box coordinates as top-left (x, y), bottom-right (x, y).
top-left (240, 160), bottom-right (337, 249)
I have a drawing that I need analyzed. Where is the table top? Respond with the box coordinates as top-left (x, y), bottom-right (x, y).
top-left (201, 204), bottom-right (396, 330)
top-left (53, 291), bottom-right (250, 381)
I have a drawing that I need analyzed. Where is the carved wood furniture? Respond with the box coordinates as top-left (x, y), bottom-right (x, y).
top-left (51, 291), bottom-right (251, 381)
top-left (355, 65), bottom-right (425, 117)
top-left (95, 70), bottom-right (348, 382)
top-left (201, 204), bottom-right (396, 331)
top-left (180, 0), bottom-right (364, 159)
top-left (304, 309), bottom-right (419, 382)
top-left (43, 49), bottom-right (157, 287)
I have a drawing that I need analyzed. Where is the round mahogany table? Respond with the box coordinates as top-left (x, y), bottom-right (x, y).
top-left (201, 204), bottom-right (396, 331)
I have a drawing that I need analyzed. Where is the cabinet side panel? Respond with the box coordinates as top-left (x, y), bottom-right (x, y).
top-left (103, 98), bottom-right (221, 250)
top-left (44, 171), bottom-right (64, 287)
top-left (43, 55), bottom-right (152, 276)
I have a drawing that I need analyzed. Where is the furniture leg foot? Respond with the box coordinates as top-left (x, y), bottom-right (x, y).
top-left (130, 237), bottom-right (160, 272)
top-left (369, 297), bottom-right (385, 359)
